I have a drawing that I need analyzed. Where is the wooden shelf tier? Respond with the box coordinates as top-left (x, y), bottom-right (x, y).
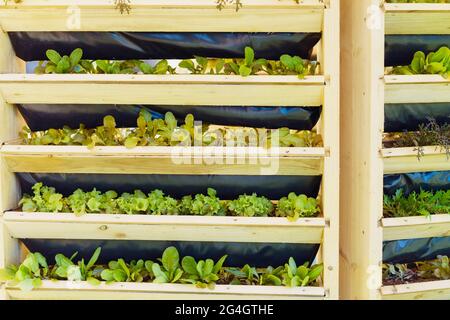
top-left (4, 280), bottom-right (326, 300)
top-left (2, 212), bottom-right (326, 244)
top-left (0, 0), bottom-right (325, 32)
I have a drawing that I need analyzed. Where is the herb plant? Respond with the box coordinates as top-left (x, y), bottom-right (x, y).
top-left (383, 189), bottom-right (450, 218)
top-left (227, 194), bottom-right (273, 217)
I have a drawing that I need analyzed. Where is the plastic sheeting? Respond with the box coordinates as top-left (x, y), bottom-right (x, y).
top-left (18, 104), bottom-right (322, 132)
top-left (9, 32), bottom-right (321, 61)
top-left (385, 103), bottom-right (449, 133)
top-left (17, 173), bottom-right (322, 201)
top-left (385, 35), bottom-right (450, 67)
top-left (21, 239), bottom-right (319, 267)
top-left (384, 171), bottom-right (450, 196)
top-left (383, 171), bottom-right (450, 264)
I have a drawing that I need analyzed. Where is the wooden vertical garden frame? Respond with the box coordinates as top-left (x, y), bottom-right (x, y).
top-left (0, 0), bottom-right (339, 300)
top-left (341, 0), bottom-right (450, 300)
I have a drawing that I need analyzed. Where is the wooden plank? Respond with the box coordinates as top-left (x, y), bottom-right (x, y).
top-left (0, 0), bottom-right (324, 32)
top-left (0, 74), bottom-right (325, 106)
top-left (382, 147), bottom-right (450, 174)
top-left (385, 3), bottom-right (450, 35)
top-left (385, 75), bottom-right (450, 104)
top-left (339, 0), bottom-right (385, 300)
top-left (6, 280), bottom-right (326, 300)
top-left (381, 280), bottom-right (450, 300)
top-left (3, 212), bottom-right (325, 244)
top-left (383, 215), bottom-right (450, 241)
top-left (320, 0), bottom-right (340, 301)
top-left (1, 145), bottom-right (325, 175)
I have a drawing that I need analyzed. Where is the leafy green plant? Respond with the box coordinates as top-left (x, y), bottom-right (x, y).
top-left (276, 193), bottom-right (321, 221)
top-left (227, 194), bottom-right (273, 217)
top-left (35, 48), bottom-right (85, 74)
top-left (391, 46), bottom-right (450, 78)
top-left (152, 247), bottom-right (184, 283)
top-left (282, 258), bottom-right (323, 287)
top-left (181, 255), bottom-right (227, 288)
top-left (385, 118), bottom-right (449, 159)
top-left (418, 255), bottom-right (450, 280)
top-left (180, 188), bottom-right (226, 216)
top-left (19, 182), bottom-right (65, 213)
top-left (116, 190), bottom-right (149, 215)
top-left (0, 252), bottom-right (47, 292)
top-left (383, 189), bottom-right (450, 218)
top-left (53, 248), bottom-right (102, 285)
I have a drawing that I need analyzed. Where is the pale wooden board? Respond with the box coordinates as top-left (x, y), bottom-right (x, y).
top-left (0, 74), bottom-right (325, 106)
top-left (1, 145), bottom-right (325, 175)
top-left (381, 280), bottom-right (450, 300)
top-left (385, 75), bottom-right (450, 104)
top-left (5, 280), bottom-right (326, 300)
top-left (320, 0), bottom-right (340, 300)
top-left (0, 1), bottom-right (324, 32)
top-left (382, 147), bottom-right (450, 174)
top-left (3, 212), bottom-right (325, 244)
top-left (339, 0), bottom-right (384, 300)
top-left (385, 3), bottom-right (450, 35)
top-left (383, 215), bottom-right (450, 241)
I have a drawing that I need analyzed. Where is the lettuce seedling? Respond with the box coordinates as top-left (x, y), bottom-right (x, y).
top-left (116, 190), bottom-right (149, 215)
top-left (53, 247), bottom-right (101, 285)
top-left (0, 252), bottom-right (48, 292)
top-left (392, 46), bottom-right (450, 78)
top-left (152, 247), bottom-right (184, 283)
top-left (282, 258), bottom-right (323, 287)
top-left (227, 194), bottom-right (274, 217)
top-left (34, 48), bottom-right (84, 74)
top-left (101, 259), bottom-right (153, 283)
top-left (181, 255), bottom-right (227, 288)
top-left (147, 190), bottom-right (179, 215)
top-left (276, 193), bottom-right (321, 221)
top-left (19, 182), bottom-right (65, 213)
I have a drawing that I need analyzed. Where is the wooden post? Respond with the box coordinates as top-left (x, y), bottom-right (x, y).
top-left (340, 0), bottom-right (384, 300)
top-left (321, 0), bottom-right (340, 300)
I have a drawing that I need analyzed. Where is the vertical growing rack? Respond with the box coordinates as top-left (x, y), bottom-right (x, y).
top-left (0, 0), bottom-right (339, 299)
top-left (341, 0), bottom-right (450, 300)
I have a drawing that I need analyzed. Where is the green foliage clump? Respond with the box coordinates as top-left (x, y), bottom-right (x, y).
top-left (383, 189), bottom-right (450, 218)
top-left (227, 194), bottom-right (273, 217)
top-left (390, 46), bottom-right (450, 78)
top-left (276, 193), bottom-right (321, 221)
top-left (179, 188), bottom-right (226, 216)
top-left (0, 246), bottom-right (323, 291)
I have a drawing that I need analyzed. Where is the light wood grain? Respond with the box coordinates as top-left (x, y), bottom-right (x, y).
top-left (0, 0), bottom-right (323, 32)
top-left (385, 75), bottom-right (450, 104)
top-left (0, 74), bottom-right (325, 106)
top-left (383, 215), bottom-right (450, 241)
top-left (385, 3), bottom-right (450, 35)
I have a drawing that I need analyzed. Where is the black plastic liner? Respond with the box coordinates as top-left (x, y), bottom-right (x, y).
top-left (384, 171), bottom-right (450, 196)
top-left (18, 104), bottom-right (322, 132)
top-left (383, 171), bottom-right (450, 264)
top-left (385, 35), bottom-right (450, 67)
top-left (21, 239), bottom-right (319, 267)
top-left (385, 103), bottom-right (450, 133)
top-left (383, 237), bottom-right (450, 264)
top-left (17, 173), bottom-right (322, 200)
top-left (9, 32), bottom-right (321, 61)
